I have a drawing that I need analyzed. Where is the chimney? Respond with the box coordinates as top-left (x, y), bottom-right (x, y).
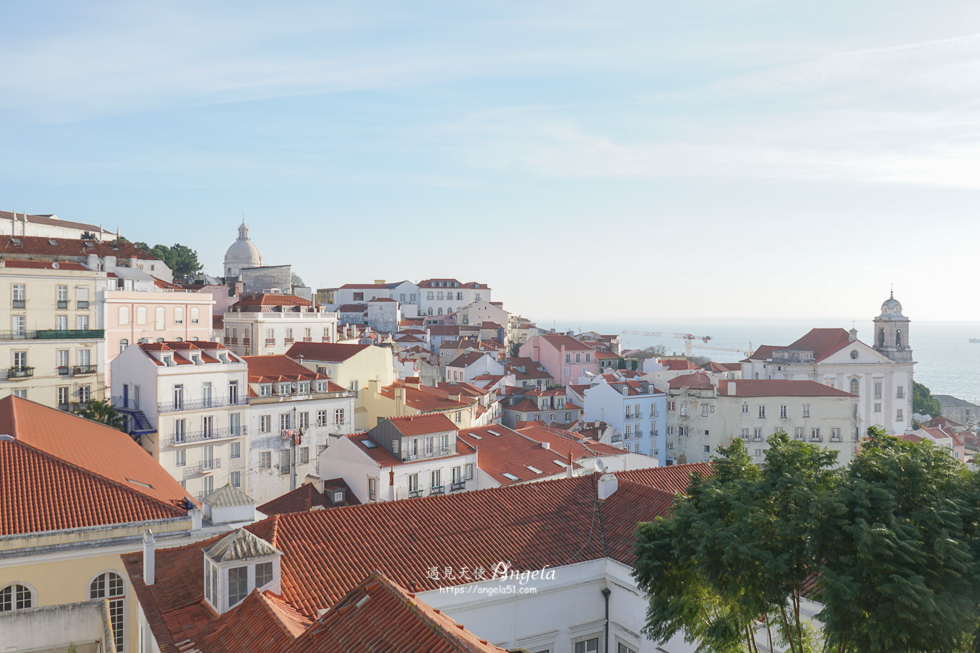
top-left (541, 441), bottom-right (550, 450)
top-left (597, 472), bottom-right (619, 500)
top-left (566, 451), bottom-right (573, 479)
top-left (388, 468), bottom-right (395, 501)
top-left (394, 385), bottom-right (407, 407)
top-left (143, 530), bottom-right (156, 585)
top-left (188, 506), bottom-right (202, 530)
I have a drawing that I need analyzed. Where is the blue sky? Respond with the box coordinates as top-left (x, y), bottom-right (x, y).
top-left (3, 1), bottom-right (980, 324)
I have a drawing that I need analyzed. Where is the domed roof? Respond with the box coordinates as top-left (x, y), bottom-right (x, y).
top-left (224, 221), bottom-right (262, 271)
top-left (877, 291), bottom-right (905, 320)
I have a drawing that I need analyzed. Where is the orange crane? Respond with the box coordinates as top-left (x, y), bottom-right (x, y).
top-left (622, 330), bottom-right (752, 357)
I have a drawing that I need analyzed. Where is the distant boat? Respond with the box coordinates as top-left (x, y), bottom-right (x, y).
top-left (971, 338), bottom-right (980, 344)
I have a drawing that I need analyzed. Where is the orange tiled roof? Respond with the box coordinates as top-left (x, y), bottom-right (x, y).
top-left (244, 355), bottom-right (328, 384)
top-left (615, 462), bottom-right (715, 495)
top-left (379, 383), bottom-right (475, 413)
top-left (668, 372), bottom-right (715, 390)
top-left (539, 334), bottom-right (595, 351)
top-left (718, 379), bottom-right (854, 397)
top-left (258, 480), bottom-right (360, 515)
top-left (0, 438), bottom-right (186, 536)
top-left (233, 293), bottom-right (313, 308)
top-left (516, 425), bottom-right (625, 458)
top-left (0, 234), bottom-right (157, 260)
top-left (458, 425), bottom-right (593, 485)
top-left (0, 397), bottom-right (191, 511)
top-left (387, 413), bottom-right (458, 436)
top-left (122, 474), bottom-right (677, 653)
top-left (285, 342), bottom-right (369, 362)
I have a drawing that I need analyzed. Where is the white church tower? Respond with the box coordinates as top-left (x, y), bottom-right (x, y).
top-left (223, 220), bottom-right (263, 280)
top-left (873, 291), bottom-right (913, 363)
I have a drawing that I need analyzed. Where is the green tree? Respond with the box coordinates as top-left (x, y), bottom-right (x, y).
top-left (133, 242), bottom-right (203, 278)
top-left (912, 380), bottom-right (942, 418)
top-left (79, 400), bottom-right (126, 432)
top-left (813, 427), bottom-right (980, 653)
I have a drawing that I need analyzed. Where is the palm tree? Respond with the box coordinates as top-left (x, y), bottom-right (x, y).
top-left (79, 400), bottom-right (126, 432)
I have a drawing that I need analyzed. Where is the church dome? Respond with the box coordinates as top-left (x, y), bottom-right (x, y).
top-left (224, 221), bottom-right (263, 278)
top-left (878, 292), bottom-right (905, 320)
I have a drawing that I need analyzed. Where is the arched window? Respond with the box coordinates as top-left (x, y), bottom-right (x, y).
top-left (155, 307), bottom-right (165, 330)
top-left (118, 306), bottom-right (130, 326)
top-left (850, 378), bottom-right (859, 396)
top-left (175, 337), bottom-right (183, 342)
top-left (136, 306), bottom-right (147, 325)
top-left (896, 330), bottom-right (902, 347)
top-left (90, 572), bottom-right (125, 651)
top-left (191, 336), bottom-right (199, 341)
top-left (156, 337), bottom-right (165, 343)
top-left (427, 308), bottom-right (433, 316)
top-left (190, 307), bottom-right (200, 324)
top-left (174, 307), bottom-right (184, 325)
top-left (119, 339), bottom-right (129, 354)
top-left (878, 329), bottom-right (885, 347)
top-left (0, 583), bottom-right (34, 611)
top-left (437, 308), bottom-right (443, 315)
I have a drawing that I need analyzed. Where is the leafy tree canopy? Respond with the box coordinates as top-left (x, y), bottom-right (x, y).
top-left (134, 242), bottom-right (203, 278)
top-left (912, 380), bottom-right (942, 418)
top-left (78, 400), bottom-right (126, 432)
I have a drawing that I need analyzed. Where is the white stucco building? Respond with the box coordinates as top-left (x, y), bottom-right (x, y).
top-left (222, 293), bottom-right (338, 357)
top-left (574, 377), bottom-right (667, 463)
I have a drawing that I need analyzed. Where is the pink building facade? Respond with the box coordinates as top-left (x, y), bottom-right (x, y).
top-left (518, 334), bottom-right (598, 387)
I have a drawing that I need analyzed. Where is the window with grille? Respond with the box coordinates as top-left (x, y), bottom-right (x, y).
top-left (228, 566), bottom-right (248, 606)
top-left (0, 583), bottom-right (33, 612)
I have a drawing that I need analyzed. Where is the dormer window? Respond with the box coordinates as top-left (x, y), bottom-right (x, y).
top-left (299, 382), bottom-right (310, 394)
top-left (260, 384), bottom-right (272, 397)
top-left (332, 490), bottom-right (345, 504)
top-left (203, 529), bottom-right (281, 614)
top-left (163, 355), bottom-right (173, 366)
top-left (316, 380), bottom-right (327, 392)
top-left (279, 383), bottom-right (290, 395)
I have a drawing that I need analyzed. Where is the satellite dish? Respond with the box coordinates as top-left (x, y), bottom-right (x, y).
top-left (594, 459), bottom-right (606, 474)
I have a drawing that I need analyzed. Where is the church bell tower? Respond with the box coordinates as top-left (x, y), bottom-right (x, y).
top-left (873, 291), bottom-right (912, 363)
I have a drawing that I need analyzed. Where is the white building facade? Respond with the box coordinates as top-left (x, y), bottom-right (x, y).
top-left (581, 378), bottom-right (667, 463)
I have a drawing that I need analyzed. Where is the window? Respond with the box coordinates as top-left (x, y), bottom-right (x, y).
top-left (57, 386), bottom-right (69, 407)
top-left (11, 315), bottom-right (25, 338)
top-left (57, 284), bottom-right (68, 308)
top-left (174, 307), bottom-right (184, 324)
top-left (190, 307), bottom-right (200, 324)
top-left (230, 441), bottom-right (241, 459)
top-left (758, 405), bottom-right (766, 419)
top-left (77, 314), bottom-right (90, 330)
top-left (437, 291), bottom-right (444, 300)
top-left (12, 351), bottom-right (26, 370)
top-left (794, 427), bottom-right (804, 441)
top-left (874, 382), bottom-right (882, 400)
top-left (260, 451), bottom-right (271, 469)
top-left (874, 402), bottom-right (882, 413)
top-left (897, 409), bottom-right (904, 422)
top-left (299, 447), bottom-right (309, 464)
top-left (228, 566), bottom-right (248, 606)
top-left (753, 427), bottom-right (762, 441)
top-left (831, 428), bottom-right (842, 442)
top-left (260, 384), bottom-right (272, 397)
top-left (465, 463), bottom-right (474, 480)
top-left (897, 385), bottom-right (905, 399)
top-left (279, 449), bottom-right (290, 474)
top-left (755, 449), bottom-right (763, 458)
top-left (317, 410), bottom-right (327, 427)
top-left (173, 419), bottom-right (186, 443)
top-left (455, 410), bottom-right (462, 423)
top-left (802, 404), bottom-right (810, 418)
top-left (741, 402), bottom-right (749, 414)
top-left (202, 382), bottom-right (212, 407)
top-left (574, 638), bottom-right (600, 653)
top-left (408, 473), bottom-right (419, 492)
top-left (850, 378), bottom-right (859, 395)
top-left (256, 562), bottom-right (273, 588)
top-left (368, 478), bottom-right (378, 501)
top-left (298, 412), bottom-right (310, 428)
top-left (810, 427), bottom-right (822, 442)
top-left (78, 385), bottom-right (91, 403)
top-left (90, 572), bottom-right (125, 651)
top-left (119, 306), bottom-right (130, 325)
top-left (0, 583), bottom-right (34, 612)
top-left (155, 307), bottom-right (165, 330)
top-left (260, 415), bottom-right (271, 433)
top-left (230, 471), bottom-right (241, 487)
top-left (334, 409), bottom-right (345, 425)
top-left (427, 292), bottom-right (434, 300)
top-left (701, 404), bottom-right (708, 417)
top-left (175, 449), bottom-right (186, 467)
top-left (136, 306), bottom-right (147, 325)
top-left (230, 412), bottom-right (241, 435)
top-left (11, 284), bottom-right (25, 308)
top-left (425, 437), bottom-right (434, 455)
top-left (704, 445), bottom-right (711, 453)
top-left (56, 314), bottom-right (67, 330)
top-left (740, 428), bottom-right (749, 439)
top-left (779, 404), bottom-right (788, 418)
top-left (431, 469), bottom-right (441, 489)
top-left (617, 644), bottom-right (638, 653)
top-left (119, 338), bottom-right (129, 353)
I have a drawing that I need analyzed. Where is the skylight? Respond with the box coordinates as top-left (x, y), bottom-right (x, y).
top-left (487, 429), bottom-right (500, 436)
top-left (469, 434), bottom-right (483, 440)
top-left (502, 473), bottom-right (520, 481)
top-left (526, 466), bottom-right (543, 474)
top-left (360, 440), bottom-right (378, 449)
top-left (10, 238), bottom-right (20, 245)
top-left (553, 460), bottom-right (568, 468)
top-left (48, 239), bottom-right (57, 246)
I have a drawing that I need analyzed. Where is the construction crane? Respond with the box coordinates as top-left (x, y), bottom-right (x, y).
top-left (622, 330), bottom-right (752, 357)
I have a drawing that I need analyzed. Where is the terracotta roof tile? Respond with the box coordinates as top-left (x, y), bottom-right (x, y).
top-left (233, 293), bottom-right (313, 308)
top-left (718, 379), bottom-right (855, 397)
top-left (258, 480), bottom-right (360, 515)
top-left (244, 355), bottom-right (327, 383)
top-left (386, 413), bottom-right (458, 436)
top-left (285, 342), bottom-right (369, 362)
top-left (667, 372), bottom-right (715, 390)
top-left (0, 234), bottom-right (157, 260)
top-left (614, 462), bottom-right (715, 495)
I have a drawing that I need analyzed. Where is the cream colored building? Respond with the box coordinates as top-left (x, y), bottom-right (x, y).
top-left (664, 374), bottom-right (859, 467)
top-left (0, 260), bottom-right (106, 408)
top-left (222, 293), bottom-right (338, 357)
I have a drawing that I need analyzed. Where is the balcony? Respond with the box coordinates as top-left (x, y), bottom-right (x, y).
top-left (170, 426), bottom-right (247, 447)
top-left (0, 329), bottom-right (104, 342)
top-left (72, 365), bottom-right (97, 376)
top-left (223, 337), bottom-right (238, 345)
top-left (408, 489), bottom-right (424, 498)
top-left (77, 301), bottom-right (89, 310)
top-left (450, 481), bottom-right (465, 492)
top-left (12, 300), bottom-right (25, 309)
top-left (57, 300), bottom-right (68, 309)
top-left (302, 337), bottom-right (313, 342)
top-left (284, 338), bottom-right (294, 345)
top-left (7, 366), bottom-right (34, 379)
top-left (183, 458), bottom-right (222, 478)
top-left (265, 338), bottom-right (275, 346)
top-left (158, 396), bottom-right (250, 413)
top-left (429, 485), bottom-right (445, 496)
